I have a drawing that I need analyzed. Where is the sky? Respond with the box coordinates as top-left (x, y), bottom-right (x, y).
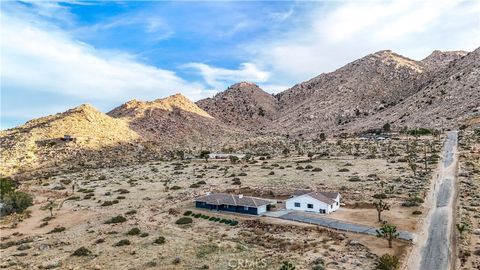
top-left (1, 0), bottom-right (479, 129)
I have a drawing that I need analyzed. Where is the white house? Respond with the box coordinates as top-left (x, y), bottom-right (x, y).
top-left (285, 190), bottom-right (341, 214)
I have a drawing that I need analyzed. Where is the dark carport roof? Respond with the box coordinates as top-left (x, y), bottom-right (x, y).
top-left (195, 193), bottom-right (273, 207)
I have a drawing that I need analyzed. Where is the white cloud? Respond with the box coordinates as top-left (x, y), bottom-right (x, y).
top-left (251, 0), bottom-right (480, 84)
top-left (0, 12), bottom-right (207, 104)
top-left (183, 62), bottom-right (270, 90)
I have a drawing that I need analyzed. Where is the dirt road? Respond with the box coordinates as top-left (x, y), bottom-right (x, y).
top-left (408, 131), bottom-right (458, 270)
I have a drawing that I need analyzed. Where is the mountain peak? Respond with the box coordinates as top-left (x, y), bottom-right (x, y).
top-left (421, 50), bottom-right (469, 71)
top-left (108, 93), bottom-right (212, 119)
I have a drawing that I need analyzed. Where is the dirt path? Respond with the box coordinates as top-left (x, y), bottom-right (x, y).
top-left (406, 131), bottom-right (459, 270)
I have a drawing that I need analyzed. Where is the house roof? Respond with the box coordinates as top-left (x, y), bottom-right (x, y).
top-left (195, 193), bottom-right (272, 207)
top-left (291, 190), bottom-right (340, 205)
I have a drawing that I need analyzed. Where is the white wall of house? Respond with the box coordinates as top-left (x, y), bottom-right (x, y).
top-left (285, 194), bottom-right (340, 214)
top-left (330, 194), bottom-right (341, 212)
top-left (256, 205), bottom-right (267, 214)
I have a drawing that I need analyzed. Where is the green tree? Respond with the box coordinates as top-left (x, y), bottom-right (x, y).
top-left (456, 223), bottom-right (468, 235)
top-left (376, 254), bottom-right (399, 270)
top-left (199, 150), bottom-right (211, 162)
top-left (0, 177), bottom-right (14, 199)
top-left (373, 199), bottom-right (390, 222)
top-left (383, 123), bottom-right (391, 133)
top-left (2, 191), bottom-right (33, 215)
top-left (279, 261), bottom-right (295, 270)
top-left (376, 224), bottom-right (399, 248)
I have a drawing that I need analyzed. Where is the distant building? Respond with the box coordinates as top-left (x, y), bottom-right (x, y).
top-left (285, 190), bottom-right (341, 214)
top-left (194, 193), bottom-right (274, 215)
top-left (208, 153), bottom-right (246, 160)
top-left (61, 135), bottom-right (74, 142)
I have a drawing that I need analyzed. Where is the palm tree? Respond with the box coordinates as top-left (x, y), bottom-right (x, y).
top-left (376, 224), bottom-right (399, 248)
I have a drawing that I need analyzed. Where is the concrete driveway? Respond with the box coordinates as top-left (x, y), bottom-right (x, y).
top-left (275, 211), bottom-right (414, 241)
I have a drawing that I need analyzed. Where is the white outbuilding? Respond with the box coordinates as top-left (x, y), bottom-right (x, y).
top-left (285, 190), bottom-right (341, 214)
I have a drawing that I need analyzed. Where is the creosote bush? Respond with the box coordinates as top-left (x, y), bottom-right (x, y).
top-left (104, 215), bottom-right (127, 224)
top-left (175, 217), bottom-right (193, 225)
top-left (153, 236), bottom-right (165, 245)
top-left (72, 247), bottom-right (92, 256)
top-left (126, 227), bottom-right (141, 236)
top-left (114, 239), bottom-right (131, 247)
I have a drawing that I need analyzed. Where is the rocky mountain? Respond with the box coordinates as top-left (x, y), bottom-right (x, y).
top-left (2, 47), bottom-right (478, 177)
top-left (108, 93), bottom-right (245, 149)
top-left (0, 104), bottom-right (140, 176)
top-left (271, 50), bottom-right (427, 136)
top-left (346, 47), bottom-right (479, 131)
top-left (420, 50), bottom-right (468, 72)
top-left (196, 82), bottom-right (279, 131)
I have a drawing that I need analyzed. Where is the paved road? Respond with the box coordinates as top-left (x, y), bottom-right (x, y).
top-left (276, 211), bottom-right (414, 241)
top-left (419, 131), bottom-right (458, 270)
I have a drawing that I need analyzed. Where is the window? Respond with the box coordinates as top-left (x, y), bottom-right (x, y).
top-left (307, 204), bottom-right (314, 209)
top-left (320, 209), bottom-right (326, 214)
top-left (294, 202), bottom-right (301, 207)
top-left (336, 202), bottom-right (339, 206)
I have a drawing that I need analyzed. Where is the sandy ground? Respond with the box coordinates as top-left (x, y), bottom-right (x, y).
top-left (0, 137), bottom-right (441, 269)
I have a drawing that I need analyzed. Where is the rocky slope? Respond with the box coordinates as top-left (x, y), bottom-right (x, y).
top-left (0, 104), bottom-right (140, 176)
top-left (345, 47), bottom-right (479, 131)
top-left (271, 50), bottom-right (427, 136)
top-left (196, 82), bottom-right (279, 131)
top-left (108, 93), bottom-right (246, 150)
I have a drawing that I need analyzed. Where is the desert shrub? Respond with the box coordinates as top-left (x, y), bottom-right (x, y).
top-left (230, 220), bottom-right (239, 226)
top-left (72, 247), bottom-right (92, 256)
top-left (412, 210), bottom-right (422, 215)
top-left (196, 180), bottom-right (207, 185)
top-left (312, 168), bottom-right (323, 172)
top-left (126, 227), bottom-right (141, 236)
top-left (140, 232), bottom-right (149, 237)
top-left (104, 215), bottom-right (127, 224)
top-left (194, 213), bottom-right (202, 218)
top-left (48, 227), bottom-right (66, 234)
top-left (268, 171), bottom-right (275, 175)
top-left (65, 196), bottom-right (80, 201)
top-left (175, 217), bottom-right (193, 225)
top-left (214, 217), bottom-right (221, 222)
top-left (116, 196), bottom-right (126, 200)
top-left (305, 165), bottom-right (314, 169)
top-left (376, 254), bottom-right (399, 270)
top-left (238, 172), bottom-right (247, 176)
top-left (170, 186), bottom-right (182, 190)
top-left (407, 128), bottom-right (432, 136)
top-left (348, 176), bottom-right (361, 182)
top-left (101, 200), bottom-right (119, 206)
top-left (125, 210), bottom-right (137, 215)
top-left (116, 189), bottom-right (130, 194)
top-left (296, 166), bottom-right (304, 170)
top-left (373, 193), bottom-right (388, 199)
top-left (184, 210), bottom-right (192, 216)
top-left (1, 187), bottom-right (33, 215)
top-left (201, 215), bottom-right (209, 219)
top-left (114, 239), bottom-right (130, 247)
top-left (224, 220), bottom-right (232, 225)
top-left (338, 168), bottom-right (349, 172)
top-left (189, 183), bottom-right (201, 188)
top-left (401, 197), bottom-right (424, 207)
top-left (153, 236), bottom-right (165, 245)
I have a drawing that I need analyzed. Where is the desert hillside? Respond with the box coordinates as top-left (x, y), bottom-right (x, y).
top-left (197, 82), bottom-right (279, 131)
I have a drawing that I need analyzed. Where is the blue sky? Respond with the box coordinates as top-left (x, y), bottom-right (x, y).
top-left (1, 0), bottom-right (479, 129)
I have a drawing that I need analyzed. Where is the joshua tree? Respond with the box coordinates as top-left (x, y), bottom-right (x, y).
top-left (407, 157), bottom-right (417, 176)
top-left (373, 199), bottom-right (390, 222)
top-left (199, 150), bottom-right (210, 162)
top-left (376, 224), bottom-right (399, 248)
